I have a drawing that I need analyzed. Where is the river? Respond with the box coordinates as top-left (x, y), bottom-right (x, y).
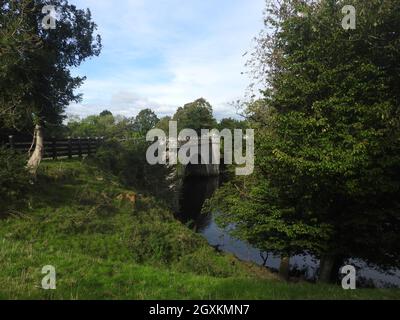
top-left (178, 176), bottom-right (400, 289)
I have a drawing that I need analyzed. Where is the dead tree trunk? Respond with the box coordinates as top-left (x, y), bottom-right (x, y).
top-left (27, 124), bottom-right (44, 175)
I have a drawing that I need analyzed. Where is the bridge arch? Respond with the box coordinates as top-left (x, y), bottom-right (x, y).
top-left (181, 139), bottom-right (220, 177)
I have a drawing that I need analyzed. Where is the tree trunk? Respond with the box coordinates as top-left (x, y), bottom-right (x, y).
top-left (27, 124), bottom-right (44, 175)
top-left (279, 255), bottom-right (290, 281)
top-left (319, 254), bottom-right (343, 284)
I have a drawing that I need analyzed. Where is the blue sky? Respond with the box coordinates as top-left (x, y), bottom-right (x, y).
top-left (67, 0), bottom-right (266, 120)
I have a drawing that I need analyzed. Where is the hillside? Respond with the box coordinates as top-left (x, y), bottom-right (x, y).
top-left (0, 160), bottom-right (398, 300)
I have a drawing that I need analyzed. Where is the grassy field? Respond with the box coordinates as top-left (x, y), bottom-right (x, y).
top-left (0, 159), bottom-right (398, 300)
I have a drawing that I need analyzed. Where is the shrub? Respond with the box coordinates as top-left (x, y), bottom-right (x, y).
top-left (0, 147), bottom-right (30, 209)
top-left (94, 139), bottom-right (176, 206)
top-left (93, 139), bottom-right (125, 174)
top-left (128, 212), bottom-right (203, 264)
top-left (174, 246), bottom-right (242, 277)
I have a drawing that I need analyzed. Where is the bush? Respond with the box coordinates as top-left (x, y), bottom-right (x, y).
top-left (174, 246), bottom-right (242, 277)
top-left (128, 218), bottom-right (204, 265)
top-left (94, 139), bottom-right (176, 205)
top-left (0, 148), bottom-right (30, 208)
top-left (93, 139), bottom-right (125, 174)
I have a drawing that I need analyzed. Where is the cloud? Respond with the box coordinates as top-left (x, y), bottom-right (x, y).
top-left (67, 0), bottom-right (265, 119)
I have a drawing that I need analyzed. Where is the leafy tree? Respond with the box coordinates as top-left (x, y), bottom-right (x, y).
top-left (0, 148), bottom-right (30, 210)
top-left (212, 0), bottom-right (400, 282)
top-left (173, 98), bottom-right (217, 133)
top-left (156, 116), bottom-right (172, 134)
top-left (133, 109), bottom-right (159, 136)
top-left (0, 0), bottom-right (41, 130)
top-left (218, 118), bottom-right (248, 132)
top-left (0, 0), bottom-right (101, 173)
top-left (100, 110), bottom-right (113, 117)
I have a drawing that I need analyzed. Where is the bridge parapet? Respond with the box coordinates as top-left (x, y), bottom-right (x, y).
top-left (162, 137), bottom-right (221, 177)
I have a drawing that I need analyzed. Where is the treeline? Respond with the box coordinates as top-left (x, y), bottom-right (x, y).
top-left (60, 98), bottom-right (247, 140)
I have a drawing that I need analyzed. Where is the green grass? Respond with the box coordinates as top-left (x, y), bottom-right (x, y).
top-left (0, 159), bottom-right (398, 300)
top-left (1, 238), bottom-right (398, 300)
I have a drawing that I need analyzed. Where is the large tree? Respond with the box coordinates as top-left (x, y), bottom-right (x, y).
top-left (133, 108), bottom-right (159, 136)
top-left (173, 98), bottom-right (217, 134)
top-left (212, 0), bottom-right (400, 282)
top-left (0, 0), bottom-right (101, 173)
top-left (0, 0), bottom-right (40, 130)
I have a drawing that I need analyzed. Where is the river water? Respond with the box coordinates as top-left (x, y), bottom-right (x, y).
top-left (178, 176), bottom-right (400, 289)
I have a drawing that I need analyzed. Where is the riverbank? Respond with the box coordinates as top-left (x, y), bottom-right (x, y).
top-left (0, 160), bottom-right (398, 299)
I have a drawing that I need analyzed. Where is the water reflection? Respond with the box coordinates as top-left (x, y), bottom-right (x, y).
top-left (178, 176), bottom-right (400, 288)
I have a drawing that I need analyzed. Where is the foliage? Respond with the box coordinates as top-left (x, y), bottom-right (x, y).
top-left (173, 98), bottom-right (217, 133)
top-left (212, 0), bottom-right (400, 271)
top-left (67, 113), bottom-right (134, 139)
top-left (67, 108), bottom-right (159, 139)
top-left (66, 108), bottom-right (172, 203)
top-left (0, 0), bottom-right (101, 131)
top-left (94, 139), bottom-right (175, 204)
top-left (0, 148), bottom-right (30, 209)
top-left (99, 110), bottom-right (113, 117)
top-left (156, 116), bottom-right (172, 133)
top-left (0, 0), bottom-right (41, 129)
top-left (133, 109), bottom-right (159, 136)
top-left (0, 160), bottom-right (397, 299)
top-left (218, 117), bottom-right (249, 132)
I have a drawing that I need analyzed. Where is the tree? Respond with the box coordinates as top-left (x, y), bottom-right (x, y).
top-left (133, 109), bottom-right (159, 136)
top-left (0, 1), bottom-right (39, 127)
top-left (156, 116), bottom-right (172, 134)
top-left (173, 98), bottom-right (217, 133)
top-left (212, 0), bottom-right (400, 282)
top-left (0, 0), bottom-right (102, 173)
top-left (0, 147), bottom-right (30, 209)
top-left (100, 110), bottom-right (113, 117)
top-left (218, 118), bottom-right (248, 132)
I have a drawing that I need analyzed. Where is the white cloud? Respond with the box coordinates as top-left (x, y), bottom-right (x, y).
top-left (67, 0), bottom-right (265, 119)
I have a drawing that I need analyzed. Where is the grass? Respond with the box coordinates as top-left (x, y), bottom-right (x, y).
top-left (0, 159), bottom-right (398, 300)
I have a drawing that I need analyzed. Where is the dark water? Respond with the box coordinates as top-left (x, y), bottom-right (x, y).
top-left (178, 176), bottom-right (400, 289)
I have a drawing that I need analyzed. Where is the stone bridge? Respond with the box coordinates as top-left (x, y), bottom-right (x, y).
top-left (164, 137), bottom-right (221, 177)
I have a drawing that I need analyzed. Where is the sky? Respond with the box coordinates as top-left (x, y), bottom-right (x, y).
top-left (67, 0), bottom-right (266, 120)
